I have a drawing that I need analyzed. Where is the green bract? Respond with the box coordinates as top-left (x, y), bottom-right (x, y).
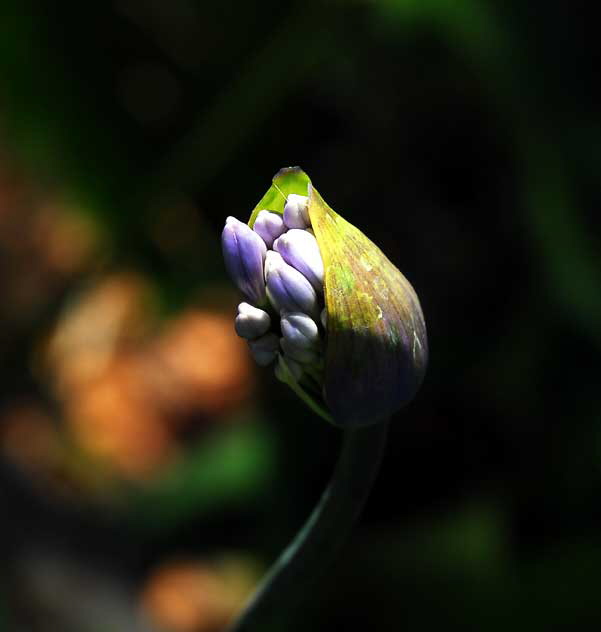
top-left (249, 167), bottom-right (428, 427)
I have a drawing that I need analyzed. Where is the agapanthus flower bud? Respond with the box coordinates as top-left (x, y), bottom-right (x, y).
top-left (273, 229), bottom-right (324, 292)
top-left (222, 216), bottom-right (267, 305)
top-left (248, 333), bottom-right (279, 366)
top-left (280, 312), bottom-right (320, 349)
top-left (234, 302), bottom-right (271, 340)
top-left (264, 251), bottom-right (319, 317)
top-left (225, 167), bottom-right (427, 427)
top-left (253, 210), bottom-right (286, 248)
top-left (283, 194), bottom-right (310, 229)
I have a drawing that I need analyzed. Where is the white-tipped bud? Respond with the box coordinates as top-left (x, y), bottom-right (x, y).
top-left (283, 194), bottom-right (310, 229)
top-left (234, 302), bottom-right (271, 340)
top-left (253, 210), bottom-right (286, 248)
top-left (280, 312), bottom-right (320, 349)
top-left (248, 333), bottom-right (279, 366)
top-left (273, 229), bottom-right (324, 291)
top-left (280, 337), bottom-right (320, 365)
top-left (320, 307), bottom-right (327, 329)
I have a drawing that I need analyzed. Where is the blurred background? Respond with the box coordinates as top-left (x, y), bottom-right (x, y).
top-left (1, 1), bottom-right (600, 630)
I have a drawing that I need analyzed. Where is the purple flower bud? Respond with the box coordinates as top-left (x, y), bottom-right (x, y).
top-left (264, 251), bottom-right (318, 317)
top-left (273, 229), bottom-right (324, 292)
top-left (248, 333), bottom-right (279, 366)
top-left (222, 216), bottom-right (267, 305)
top-left (283, 194), bottom-right (310, 229)
top-left (280, 337), bottom-right (319, 364)
top-left (253, 210), bottom-right (286, 248)
top-left (234, 302), bottom-right (271, 340)
top-left (280, 312), bottom-right (320, 349)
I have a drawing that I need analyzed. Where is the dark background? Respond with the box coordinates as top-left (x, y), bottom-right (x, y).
top-left (1, 1), bottom-right (601, 630)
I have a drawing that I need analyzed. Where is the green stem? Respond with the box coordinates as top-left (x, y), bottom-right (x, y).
top-left (227, 421), bottom-right (389, 631)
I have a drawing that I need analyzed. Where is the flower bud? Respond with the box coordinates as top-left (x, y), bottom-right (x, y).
top-left (253, 210), bottom-right (286, 248)
top-left (234, 302), bottom-right (271, 340)
top-left (248, 333), bottom-right (279, 366)
top-left (273, 229), bottom-right (324, 292)
top-left (264, 251), bottom-right (318, 317)
top-left (245, 167), bottom-right (428, 428)
top-left (283, 194), bottom-right (310, 229)
top-left (221, 217), bottom-right (267, 306)
top-left (280, 312), bottom-right (320, 349)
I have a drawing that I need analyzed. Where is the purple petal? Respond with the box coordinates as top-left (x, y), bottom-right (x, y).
top-left (280, 312), bottom-right (320, 348)
top-left (235, 302), bottom-right (271, 339)
top-left (273, 229), bottom-right (324, 292)
top-left (283, 194), bottom-right (310, 229)
top-left (248, 332), bottom-right (279, 366)
top-left (253, 210), bottom-right (286, 248)
top-left (222, 216), bottom-right (267, 305)
top-left (264, 251), bottom-right (318, 317)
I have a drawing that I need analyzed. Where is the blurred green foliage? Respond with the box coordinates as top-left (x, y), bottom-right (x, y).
top-left (127, 419), bottom-right (276, 533)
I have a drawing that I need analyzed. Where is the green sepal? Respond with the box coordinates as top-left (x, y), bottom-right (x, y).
top-left (248, 167), bottom-right (310, 228)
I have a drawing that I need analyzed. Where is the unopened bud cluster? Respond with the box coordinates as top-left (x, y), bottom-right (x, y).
top-left (222, 194), bottom-right (327, 389)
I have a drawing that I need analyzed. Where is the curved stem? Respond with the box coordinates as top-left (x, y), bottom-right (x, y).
top-left (227, 420), bottom-right (389, 631)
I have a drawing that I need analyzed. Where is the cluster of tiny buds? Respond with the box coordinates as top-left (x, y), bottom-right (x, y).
top-left (222, 194), bottom-right (327, 386)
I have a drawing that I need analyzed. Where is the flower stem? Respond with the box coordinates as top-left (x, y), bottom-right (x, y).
top-left (227, 420), bottom-right (389, 631)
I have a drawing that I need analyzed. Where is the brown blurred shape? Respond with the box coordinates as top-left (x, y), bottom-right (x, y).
top-left (1, 403), bottom-right (63, 479)
top-left (65, 352), bottom-right (175, 479)
top-left (153, 311), bottom-right (253, 420)
top-left (140, 557), bottom-right (258, 632)
top-left (0, 150), bottom-right (101, 326)
top-left (42, 273), bottom-right (253, 481)
top-left (0, 401), bottom-right (112, 498)
top-left (45, 273), bottom-right (158, 397)
top-left (0, 141), bottom-right (255, 492)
